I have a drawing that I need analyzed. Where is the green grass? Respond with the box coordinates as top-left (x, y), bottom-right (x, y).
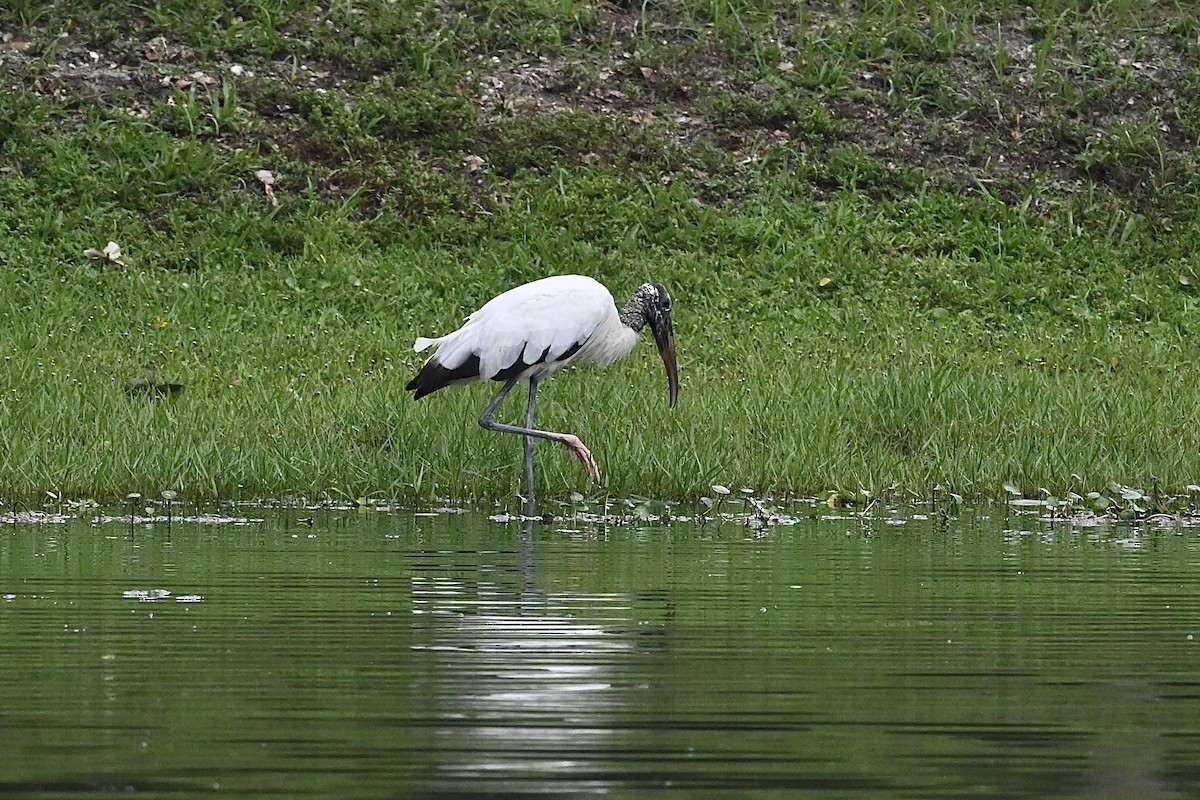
top-left (2, 0), bottom-right (1200, 506)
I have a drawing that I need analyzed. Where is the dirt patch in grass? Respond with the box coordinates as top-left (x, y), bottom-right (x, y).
top-left (2, 2), bottom-right (1198, 215)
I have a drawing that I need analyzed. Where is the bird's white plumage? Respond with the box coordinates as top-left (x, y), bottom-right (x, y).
top-left (414, 275), bottom-right (638, 382)
top-left (407, 273), bottom-right (678, 503)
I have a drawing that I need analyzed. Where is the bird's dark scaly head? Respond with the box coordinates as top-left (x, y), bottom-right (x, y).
top-left (642, 282), bottom-right (679, 409)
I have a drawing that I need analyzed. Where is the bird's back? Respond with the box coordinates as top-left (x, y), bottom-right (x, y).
top-left (406, 275), bottom-right (620, 398)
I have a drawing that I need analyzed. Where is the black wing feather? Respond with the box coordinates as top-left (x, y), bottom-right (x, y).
top-left (406, 341), bottom-right (585, 400)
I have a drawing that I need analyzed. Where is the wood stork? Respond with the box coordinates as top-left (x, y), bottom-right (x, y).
top-left (406, 275), bottom-right (679, 505)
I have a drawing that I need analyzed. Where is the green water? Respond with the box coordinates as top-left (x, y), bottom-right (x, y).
top-left (2, 507), bottom-right (1199, 798)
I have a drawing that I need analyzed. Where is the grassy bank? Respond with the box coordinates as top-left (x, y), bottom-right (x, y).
top-left (2, 1), bottom-right (1200, 506)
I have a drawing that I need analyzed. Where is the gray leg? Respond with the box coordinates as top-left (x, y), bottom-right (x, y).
top-left (478, 376), bottom-right (521, 429)
top-left (478, 377), bottom-right (601, 494)
top-left (524, 377), bottom-right (539, 511)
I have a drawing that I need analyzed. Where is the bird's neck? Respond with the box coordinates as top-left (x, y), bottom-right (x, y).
top-left (618, 290), bottom-right (651, 331)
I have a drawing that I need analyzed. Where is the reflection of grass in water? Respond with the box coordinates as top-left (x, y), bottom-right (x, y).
top-left (3, 1), bottom-right (1200, 503)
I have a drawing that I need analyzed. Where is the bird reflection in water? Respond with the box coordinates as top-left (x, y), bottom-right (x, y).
top-left (409, 527), bottom-right (659, 794)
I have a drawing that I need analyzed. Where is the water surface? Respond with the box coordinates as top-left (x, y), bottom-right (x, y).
top-left (2, 506), bottom-right (1199, 798)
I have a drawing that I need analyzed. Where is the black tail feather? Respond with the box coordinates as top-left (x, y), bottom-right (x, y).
top-left (406, 355), bottom-right (482, 400)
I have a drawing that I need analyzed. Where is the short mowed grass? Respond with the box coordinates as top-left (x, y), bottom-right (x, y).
top-left (2, 0), bottom-right (1200, 506)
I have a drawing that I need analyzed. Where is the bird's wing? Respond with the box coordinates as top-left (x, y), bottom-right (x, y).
top-left (471, 276), bottom-right (613, 379)
top-left (410, 276), bottom-right (615, 379)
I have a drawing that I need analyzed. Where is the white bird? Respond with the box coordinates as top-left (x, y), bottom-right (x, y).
top-left (406, 275), bottom-right (679, 505)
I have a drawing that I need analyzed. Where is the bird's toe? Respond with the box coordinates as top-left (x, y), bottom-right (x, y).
top-left (561, 435), bottom-right (601, 483)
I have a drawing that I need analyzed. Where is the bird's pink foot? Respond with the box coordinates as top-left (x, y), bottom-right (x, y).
top-left (560, 434), bottom-right (601, 483)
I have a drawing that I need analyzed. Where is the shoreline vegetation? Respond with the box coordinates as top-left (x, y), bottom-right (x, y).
top-left (2, 1), bottom-right (1200, 508)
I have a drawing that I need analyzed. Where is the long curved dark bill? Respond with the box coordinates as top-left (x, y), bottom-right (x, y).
top-left (656, 329), bottom-right (679, 409)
